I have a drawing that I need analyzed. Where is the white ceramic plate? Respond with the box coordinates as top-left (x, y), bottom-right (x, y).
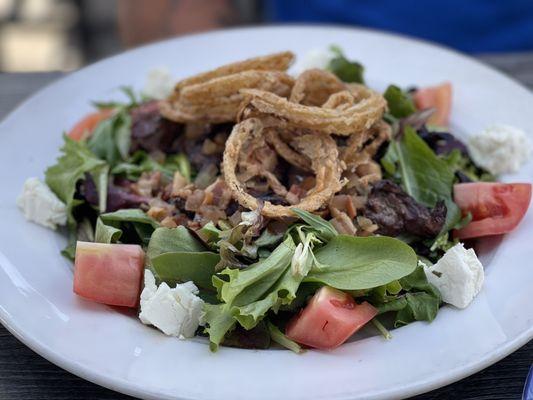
top-left (0, 26), bottom-right (532, 400)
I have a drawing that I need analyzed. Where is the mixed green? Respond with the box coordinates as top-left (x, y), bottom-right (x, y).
top-left (32, 47), bottom-right (525, 352)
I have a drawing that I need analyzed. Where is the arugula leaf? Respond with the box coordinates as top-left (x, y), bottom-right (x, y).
top-left (383, 85), bottom-right (416, 118)
top-left (327, 45), bottom-right (365, 84)
top-left (146, 226), bottom-right (206, 260)
top-left (94, 218), bottom-right (122, 243)
top-left (92, 86), bottom-right (143, 110)
top-left (151, 251), bottom-right (219, 290)
top-left (305, 235), bottom-right (417, 290)
top-left (267, 321), bottom-right (303, 353)
top-left (291, 208), bottom-right (338, 241)
top-left (390, 126), bottom-right (461, 232)
top-left (112, 151), bottom-right (192, 181)
top-left (88, 109), bottom-right (131, 167)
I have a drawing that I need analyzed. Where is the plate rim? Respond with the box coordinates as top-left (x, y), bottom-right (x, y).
top-left (0, 24), bottom-right (532, 400)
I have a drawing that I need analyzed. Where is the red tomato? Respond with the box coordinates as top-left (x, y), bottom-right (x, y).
top-left (286, 286), bottom-right (378, 350)
top-left (413, 82), bottom-right (452, 126)
top-left (453, 182), bottom-right (532, 240)
top-left (68, 109), bottom-right (114, 141)
top-left (73, 241), bottom-right (145, 308)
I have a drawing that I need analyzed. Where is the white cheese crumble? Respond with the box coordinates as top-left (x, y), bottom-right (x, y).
top-left (468, 124), bottom-right (531, 175)
top-left (17, 177), bottom-right (67, 230)
top-left (142, 67), bottom-right (175, 100)
top-left (139, 270), bottom-right (204, 338)
top-left (294, 48), bottom-right (335, 73)
top-left (423, 243), bottom-right (484, 309)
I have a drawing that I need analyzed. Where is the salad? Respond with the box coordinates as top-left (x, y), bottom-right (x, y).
top-left (18, 47), bottom-right (532, 352)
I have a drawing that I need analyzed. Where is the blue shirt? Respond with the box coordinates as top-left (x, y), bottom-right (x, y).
top-left (265, 0), bottom-right (533, 53)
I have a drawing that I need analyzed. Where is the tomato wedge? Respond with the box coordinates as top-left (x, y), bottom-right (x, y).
top-left (73, 241), bottom-right (145, 308)
top-left (453, 182), bottom-right (531, 240)
top-left (413, 82), bottom-right (452, 126)
top-left (67, 108), bottom-right (114, 141)
top-left (286, 286), bottom-right (378, 350)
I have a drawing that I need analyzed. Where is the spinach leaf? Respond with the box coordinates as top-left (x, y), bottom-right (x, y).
top-left (151, 251), bottom-right (219, 290)
top-left (291, 208), bottom-right (338, 241)
top-left (383, 85), bottom-right (416, 118)
top-left (327, 45), bottom-right (365, 84)
top-left (95, 218), bottom-right (122, 243)
top-left (267, 321), bottom-right (303, 353)
top-left (305, 235), bottom-right (417, 290)
top-left (88, 109), bottom-right (131, 167)
top-left (391, 126), bottom-right (461, 232)
top-left (371, 265), bottom-right (441, 327)
top-left (146, 226), bottom-right (206, 261)
top-left (99, 209), bottom-right (159, 246)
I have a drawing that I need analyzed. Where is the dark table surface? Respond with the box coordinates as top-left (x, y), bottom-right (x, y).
top-left (0, 52), bottom-right (532, 399)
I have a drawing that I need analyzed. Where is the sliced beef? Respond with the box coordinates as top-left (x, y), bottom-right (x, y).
top-left (363, 180), bottom-right (446, 238)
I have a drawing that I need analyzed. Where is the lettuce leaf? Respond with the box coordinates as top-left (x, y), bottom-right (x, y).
top-left (45, 135), bottom-right (108, 217)
top-left (204, 236), bottom-right (296, 350)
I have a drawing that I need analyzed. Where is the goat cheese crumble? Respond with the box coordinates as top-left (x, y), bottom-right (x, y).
top-left (468, 124), bottom-right (531, 175)
top-left (139, 270), bottom-right (204, 338)
top-left (142, 67), bottom-right (175, 100)
top-left (294, 48), bottom-right (334, 73)
top-left (423, 243), bottom-right (484, 309)
top-left (17, 177), bottom-right (67, 230)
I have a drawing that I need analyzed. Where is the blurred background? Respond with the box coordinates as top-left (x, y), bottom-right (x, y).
top-left (1, 0), bottom-right (533, 72)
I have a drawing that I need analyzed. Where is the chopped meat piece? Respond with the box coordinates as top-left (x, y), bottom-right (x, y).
top-left (363, 180), bottom-right (447, 238)
top-left (160, 216), bottom-right (178, 228)
top-left (329, 195), bottom-right (356, 219)
top-left (196, 205), bottom-right (227, 226)
top-left (185, 189), bottom-right (205, 212)
top-left (130, 101), bottom-right (183, 153)
top-left (171, 171), bottom-right (188, 196)
top-left (132, 171), bottom-right (162, 197)
top-left (204, 179), bottom-right (232, 209)
top-left (330, 208), bottom-right (357, 236)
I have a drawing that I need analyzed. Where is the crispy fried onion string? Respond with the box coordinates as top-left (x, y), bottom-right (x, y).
top-left (239, 85), bottom-right (386, 136)
top-left (289, 69), bottom-right (346, 106)
top-left (161, 71), bottom-right (294, 123)
top-left (160, 51), bottom-right (295, 123)
top-left (223, 118), bottom-right (343, 217)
